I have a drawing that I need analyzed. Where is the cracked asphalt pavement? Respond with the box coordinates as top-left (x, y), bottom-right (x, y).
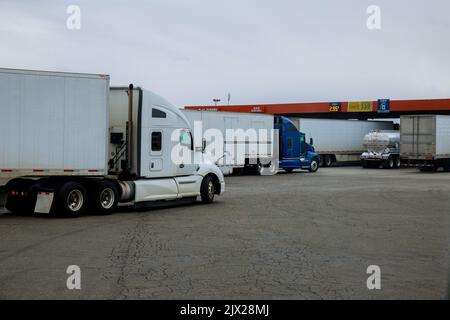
top-left (0, 167), bottom-right (449, 299)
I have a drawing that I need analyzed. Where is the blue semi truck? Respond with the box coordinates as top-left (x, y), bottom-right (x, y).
top-left (275, 116), bottom-right (320, 173)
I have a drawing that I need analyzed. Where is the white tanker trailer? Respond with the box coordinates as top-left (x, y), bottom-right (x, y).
top-left (360, 131), bottom-right (401, 169)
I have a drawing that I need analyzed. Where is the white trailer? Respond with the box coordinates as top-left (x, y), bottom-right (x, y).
top-left (182, 110), bottom-right (274, 175)
top-left (0, 68), bottom-right (225, 217)
top-left (289, 118), bottom-right (394, 166)
top-left (400, 115), bottom-right (450, 171)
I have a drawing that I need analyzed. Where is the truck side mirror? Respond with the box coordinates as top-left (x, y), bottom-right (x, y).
top-left (310, 138), bottom-right (314, 146)
top-left (202, 138), bottom-right (206, 153)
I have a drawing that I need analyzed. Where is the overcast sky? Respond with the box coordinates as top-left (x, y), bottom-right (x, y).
top-left (0, 0), bottom-right (449, 107)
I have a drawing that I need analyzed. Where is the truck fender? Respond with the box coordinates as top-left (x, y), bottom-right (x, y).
top-left (196, 162), bottom-right (225, 195)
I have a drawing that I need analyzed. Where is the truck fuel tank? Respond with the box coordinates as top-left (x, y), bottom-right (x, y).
top-left (363, 130), bottom-right (400, 153)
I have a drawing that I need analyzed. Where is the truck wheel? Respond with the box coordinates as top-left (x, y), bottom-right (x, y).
top-left (200, 175), bottom-right (215, 204)
top-left (256, 162), bottom-right (263, 175)
top-left (383, 157), bottom-right (395, 169)
top-left (309, 158), bottom-right (319, 172)
top-left (361, 160), bottom-right (369, 168)
top-left (54, 182), bottom-right (88, 217)
top-left (90, 181), bottom-right (119, 215)
top-left (394, 157), bottom-right (401, 169)
top-left (257, 161), bottom-right (276, 175)
top-left (323, 155), bottom-right (332, 167)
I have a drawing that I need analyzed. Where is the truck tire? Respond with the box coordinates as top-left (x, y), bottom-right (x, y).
top-left (200, 175), bottom-right (215, 204)
top-left (257, 161), bottom-right (276, 175)
top-left (394, 157), bottom-right (401, 169)
top-left (361, 160), bottom-right (369, 168)
top-left (323, 155), bottom-right (332, 167)
top-left (383, 157), bottom-right (395, 169)
top-left (54, 182), bottom-right (88, 217)
top-left (256, 162), bottom-right (263, 175)
top-left (308, 158), bottom-right (319, 172)
top-left (89, 180), bottom-right (119, 215)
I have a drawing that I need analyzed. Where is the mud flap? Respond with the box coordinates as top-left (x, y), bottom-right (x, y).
top-left (35, 192), bottom-right (54, 214)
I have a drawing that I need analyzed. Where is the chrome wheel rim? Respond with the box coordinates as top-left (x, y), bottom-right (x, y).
top-left (67, 190), bottom-right (83, 212)
top-left (100, 188), bottom-right (115, 209)
top-left (311, 161), bottom-right (318, 171)
top-left (208, 181), bottom-right (214, 199)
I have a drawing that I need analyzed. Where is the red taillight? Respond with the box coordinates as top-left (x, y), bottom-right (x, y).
top-left (9, 191), bottom-right (28, 196)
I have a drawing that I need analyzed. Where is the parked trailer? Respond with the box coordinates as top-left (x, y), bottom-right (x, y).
top-left (0, 68), bottom-right (225, 217)
top-left (400, 115), bottom-right (450, 171)
top-left (289, 118), bottom-right (394, 166)
top-left (181, 110), bottom-right (320, 174)
top-left (182, 110), bottom-right (274, 175)
top-left (361, 131), bottom-right (401, 169)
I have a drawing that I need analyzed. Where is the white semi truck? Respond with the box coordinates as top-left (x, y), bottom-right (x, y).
top-left (0, 68), bottom-right (225, 217)
top-left (289, 118), bottom-right (394, 166)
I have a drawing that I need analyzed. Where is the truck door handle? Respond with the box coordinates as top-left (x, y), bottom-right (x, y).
top-left (179, 164), bottom-right (185, 168)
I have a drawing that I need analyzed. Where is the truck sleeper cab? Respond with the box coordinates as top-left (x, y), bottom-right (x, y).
top-left (107, 86), bottom-right (225, 208)
top-left (0, 69), bottom-right (224, 217)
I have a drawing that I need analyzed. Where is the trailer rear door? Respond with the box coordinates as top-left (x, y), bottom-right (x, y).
top-left (401, 115), bottom-right (436, 159)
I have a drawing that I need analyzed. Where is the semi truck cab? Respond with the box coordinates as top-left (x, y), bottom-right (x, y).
top-left (275, 116), bottom-right (320, 173)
